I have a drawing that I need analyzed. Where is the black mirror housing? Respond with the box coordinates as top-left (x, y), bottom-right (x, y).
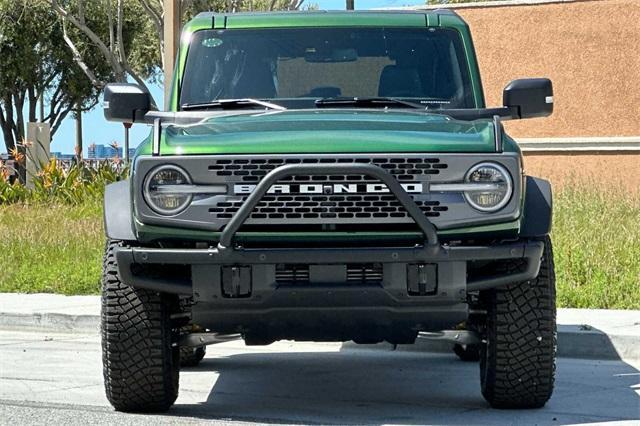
top-left (503, 78), bottom-right (553, 119)
top-left (103, 83), bottom-right (151, 123)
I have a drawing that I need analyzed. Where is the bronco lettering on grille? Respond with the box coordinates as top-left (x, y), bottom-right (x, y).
top-left (234, 183), bottom-right (423, 195)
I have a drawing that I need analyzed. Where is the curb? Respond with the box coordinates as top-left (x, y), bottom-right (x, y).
top-left (556, 324), bottom-right (639, 361)
top-left (0, 312), bottom-right (99, 334)
top-left (1, 310), bottom-right (637, 361)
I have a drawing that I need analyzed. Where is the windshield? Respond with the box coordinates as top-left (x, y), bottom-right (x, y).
top-left (180, 27), bottom-right (475, 109)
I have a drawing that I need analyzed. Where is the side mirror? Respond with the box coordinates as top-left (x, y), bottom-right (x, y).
top-left (503, 78), bottom-right (553, 119)
top-left (103, 83), bottom-right (151, 123)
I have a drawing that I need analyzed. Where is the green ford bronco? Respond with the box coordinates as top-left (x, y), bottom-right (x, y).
top-left (102, 10), bottom-right (556, 412)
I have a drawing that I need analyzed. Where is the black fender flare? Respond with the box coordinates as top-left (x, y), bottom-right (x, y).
top-left (104, 179), bottom-right (136, 241)
top-left (520, 176), bottom-right (553, 238)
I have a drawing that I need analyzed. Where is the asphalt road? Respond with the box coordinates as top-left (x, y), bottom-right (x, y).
top-left (0, 329), bottom-right (638, 425)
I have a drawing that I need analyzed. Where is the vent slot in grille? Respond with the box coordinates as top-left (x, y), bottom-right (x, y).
top-left (275, 264), bottom-right (309, 284)
top-left (275, 263), bottom-right (383, 285)
top-left (347, 263), bottom-right (383, 284)
top-left (209, 157), bottom-right (448, 182)
top-left (209, 195), bottom-right (448, 220)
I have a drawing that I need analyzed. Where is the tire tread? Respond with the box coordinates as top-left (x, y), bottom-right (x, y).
top-left (480, 237), bottom-right (557, 409)
top-left (101, 240), bottom-right (179, 412)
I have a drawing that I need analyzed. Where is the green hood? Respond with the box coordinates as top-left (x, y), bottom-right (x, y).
top-left (155, 110), bottom-right (498, 155)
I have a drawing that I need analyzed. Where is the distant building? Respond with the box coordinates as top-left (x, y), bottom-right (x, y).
top-left (50, 152), bottom-right (75, 161)
top-left (87, 144), bottom-right (123, 159)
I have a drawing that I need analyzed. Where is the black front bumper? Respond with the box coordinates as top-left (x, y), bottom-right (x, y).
top-left (114, 240), bottom-right (544, 339)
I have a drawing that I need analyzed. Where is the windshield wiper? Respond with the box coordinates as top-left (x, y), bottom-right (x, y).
top-left (315, 97), bottom-right (426, 109)
top-left (181, 98), bottom-right (286, 111)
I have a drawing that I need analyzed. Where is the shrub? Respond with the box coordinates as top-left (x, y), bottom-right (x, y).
top-left (0, 158), bottom-right (128, 205)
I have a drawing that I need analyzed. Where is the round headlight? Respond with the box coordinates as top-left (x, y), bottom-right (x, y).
top-left (464, 162), bottom-right (513, 212)
top-left (143, 165), bottom-right (192, 215)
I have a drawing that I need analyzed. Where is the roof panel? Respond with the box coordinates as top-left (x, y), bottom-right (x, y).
top-left (192, 11), bottom-right (438, 29)
top-left (190, 10), bottom-right (469, 30)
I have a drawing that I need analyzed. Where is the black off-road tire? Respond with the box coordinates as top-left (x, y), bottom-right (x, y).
top-left (102, 240), bottom-right (180, 412)
top-left (480, 237), bottom-right (556, 409)
top-left (453, 343), bottom-right (481, 362)
top-left (180, 345), bottom-right (206, 367)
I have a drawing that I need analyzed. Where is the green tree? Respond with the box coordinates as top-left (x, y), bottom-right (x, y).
top-left (0, 0), bottom-right (111, 154)
top-left (50, 1), bottom-right (162, 96)
top-left (51, 1), bottom-right (310, 106)
top-left (140, 1), bottom-right (309, 75)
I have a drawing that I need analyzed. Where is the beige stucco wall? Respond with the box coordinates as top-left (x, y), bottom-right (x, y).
top-left (451, 0), bottom-right (640, 138)
top-left (523, 152), bottom-right (640, 192)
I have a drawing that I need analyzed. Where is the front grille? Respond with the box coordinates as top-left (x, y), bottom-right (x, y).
top-left (134, 153), bottom-right (522, 233)
top-left (208, 156), bottom-right (448, 182)
top-left (207, 156), bottom-right (450, 223)
top-left (210, 194), bottom-right (448, 220)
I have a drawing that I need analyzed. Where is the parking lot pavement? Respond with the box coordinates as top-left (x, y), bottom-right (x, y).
top-left (0, 329), bottom-right (638, 425)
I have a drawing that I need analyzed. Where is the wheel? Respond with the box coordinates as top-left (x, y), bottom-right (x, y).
top-left (480, 237), bottom-right (556, 409)
top-left (180, 345), bottom-right (206, 367)
top-left (453, 343), bottom-right (480, 362)
top-left (102, 240), bottom-right (180, 412)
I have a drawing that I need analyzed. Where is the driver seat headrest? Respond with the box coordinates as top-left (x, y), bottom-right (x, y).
top-left (378, 65), bottom-right (424, 98)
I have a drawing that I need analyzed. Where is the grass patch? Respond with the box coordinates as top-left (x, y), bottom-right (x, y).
top-left (0, 185), bottom-right (638, 308)
top-left (553, 184), bottom-right (639, 309)
top-left (0, 201), bottom-right (103, 295)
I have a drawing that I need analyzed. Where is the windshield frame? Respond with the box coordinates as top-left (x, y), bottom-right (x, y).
top-left (177, 26), bottom-right (480, 111)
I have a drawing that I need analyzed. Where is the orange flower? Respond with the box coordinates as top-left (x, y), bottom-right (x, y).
top-left (9, 147), bottom-right (25, 165)
top-left (43, 176), bottom-right (53, 189)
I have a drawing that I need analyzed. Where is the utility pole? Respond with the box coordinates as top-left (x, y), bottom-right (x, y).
top-left (39, 93), bottom-right (44, 122)
top-left (346, 0), bottom-right (354, 10)
top-left (164, 0), bottom-right (181, 110)
top-left (123, 123), bottom-right (131, 164)
top-left (75, 104), bottom-right (83, 163)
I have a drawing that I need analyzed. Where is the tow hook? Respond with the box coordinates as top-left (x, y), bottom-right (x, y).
top-left (418, 330), bottom-right (481, 345)
top-left (179, 333), bottom-right (242, 348)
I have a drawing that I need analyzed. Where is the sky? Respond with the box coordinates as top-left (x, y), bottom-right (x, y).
top-left (25, 0), bottom-right (427, 155)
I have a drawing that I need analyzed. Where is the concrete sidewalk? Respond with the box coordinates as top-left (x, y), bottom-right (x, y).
top-left (0, 293), bottom-right (638, 360)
